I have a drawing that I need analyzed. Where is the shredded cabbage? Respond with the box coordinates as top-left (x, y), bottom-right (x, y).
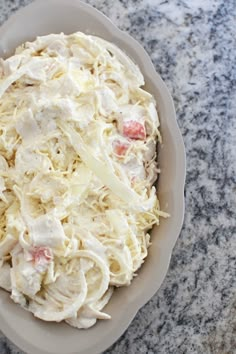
top-left (0, 32), bottom-right (166, 328)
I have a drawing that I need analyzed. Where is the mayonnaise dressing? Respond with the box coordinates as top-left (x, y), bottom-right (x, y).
top-left (0, 32), bottom-right (164, 328)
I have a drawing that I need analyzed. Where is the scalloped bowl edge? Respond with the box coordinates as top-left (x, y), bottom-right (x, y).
top-left (0, 1), bottom-right (186, 354)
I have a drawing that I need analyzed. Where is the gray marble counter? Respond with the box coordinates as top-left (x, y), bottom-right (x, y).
top-left (0, 0), bottom-right (235, 353)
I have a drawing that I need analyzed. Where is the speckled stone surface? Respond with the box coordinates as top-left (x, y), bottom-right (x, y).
top-left (0, 0), bottom-right (235, 353)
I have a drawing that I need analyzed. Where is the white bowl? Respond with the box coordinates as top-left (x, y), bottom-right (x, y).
top-left (0, 1), bottom-right (186, 353)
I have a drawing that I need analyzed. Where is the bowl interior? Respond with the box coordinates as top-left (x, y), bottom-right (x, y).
top-left (0, 1), bottom-right (185, 354)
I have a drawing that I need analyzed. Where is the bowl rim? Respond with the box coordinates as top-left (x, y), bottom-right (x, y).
top-left (0, 1), bottom-right (186, 353)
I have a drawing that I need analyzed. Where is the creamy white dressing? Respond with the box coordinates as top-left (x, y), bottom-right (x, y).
top-left (0, 32), bottom-right (164, 329)
top-left (27, 214), bottom-right (67, 248)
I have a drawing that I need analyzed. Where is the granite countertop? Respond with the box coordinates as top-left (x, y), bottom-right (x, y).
top-left (0, 0), bottom-right (235, 353)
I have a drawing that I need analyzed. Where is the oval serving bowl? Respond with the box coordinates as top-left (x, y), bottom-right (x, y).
top-left (0, 1), bottom-right (186, 353)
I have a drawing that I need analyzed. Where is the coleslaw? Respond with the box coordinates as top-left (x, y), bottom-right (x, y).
top-left (0, 32), bottom-right (166, 328)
